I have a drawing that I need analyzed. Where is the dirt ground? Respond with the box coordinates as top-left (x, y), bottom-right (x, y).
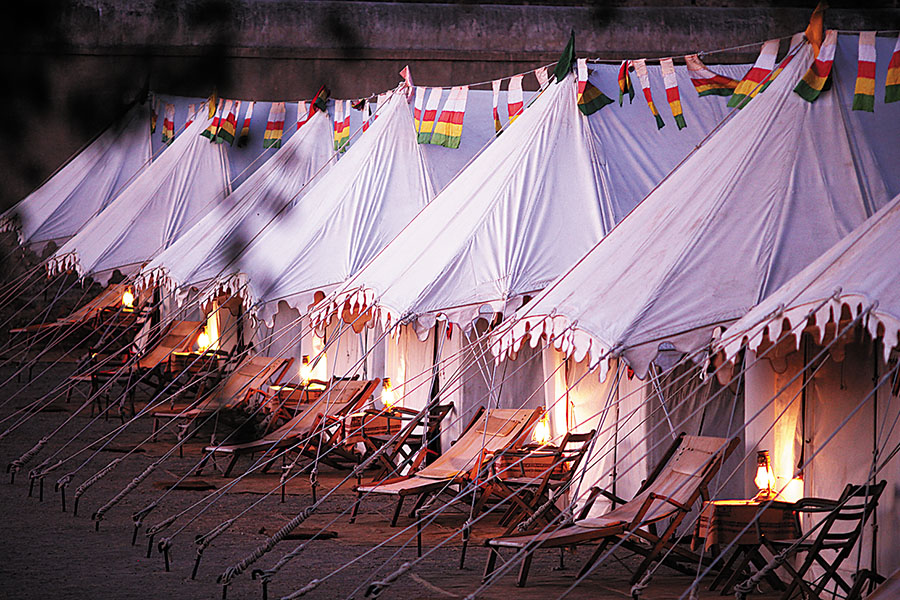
top-left (0, 357), bottom-right (783, 600)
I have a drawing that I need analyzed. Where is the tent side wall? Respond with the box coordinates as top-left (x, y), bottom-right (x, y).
top-left (744, 335), bottom-right (900, 579)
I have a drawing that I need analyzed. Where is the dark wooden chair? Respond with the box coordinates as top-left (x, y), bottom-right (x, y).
top-left (361, 402), bottom-right (455, 480)
top-left (760, 480), bottom-right (886, 600)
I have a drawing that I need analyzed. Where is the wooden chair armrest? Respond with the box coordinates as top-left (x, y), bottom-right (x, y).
top-left (791, 497), bottom-right (840, 512)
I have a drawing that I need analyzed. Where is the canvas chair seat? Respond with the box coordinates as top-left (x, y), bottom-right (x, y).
top-left (483, 433), bottom-right (739, 588)
top-left (197, 378), bottom-right (379, 477)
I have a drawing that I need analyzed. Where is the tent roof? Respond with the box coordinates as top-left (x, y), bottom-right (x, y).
top-left (136, 109), bottom-right (335, 301)
top-left (496, 34), bottom-right (900, 380)
top-left (0, 103), bottom-right (152, 253)
top-left (719, 191), bottom-right (900, 363)
top-left (223, 90), bottom-right (437, 325)
top-left (47, 112), bottom-right (231, 285)
top-left (317, 60), bottom-right (747, 337)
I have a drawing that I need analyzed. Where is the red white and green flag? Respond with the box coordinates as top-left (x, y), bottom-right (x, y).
top-left (617, 60), bottom-right (634, 106)
top-left (430, 85), bottom-right (468, 149)
top-left (201, 99), bottom-right (224, 140)
top-left (887, 34), bottom-right (900, 103)
top-left (660, 58), bottom-right (685, 129)
top-left (684, 54), bottom-right (738, 97)
top-left (214, 100), bottom-right (238, 145)
top-left (185, 103), bottom-right (196, 128)
top-left (491, 79), bottom-right (502, 133)
top-left (263, 102), bottom-right (286, 149)
top-left (758, 32), bottom-right (805, 94)
top-left (237, 101), bottom-right (253, 147)
top-left (507, 74), bottom-right (524, 124)
top-left (150, 95), bottom-right (158, 134)
top-left (852, 32), bottom-right (877, 112)
top-left (333, 100), bottom-right (350, 151)
top-left (794, 30), bottom-right (837, 103)
top-left (729, 39), bottom-right (779, 108)
top-left (576, 58), bottom-right (613, 116)
top-left (633, 59), bottom-right (665, 129)
top-left (418, 88), bottom-right (442, 144)
top-left (161, 103), bottom-right (175, 144)
top-left (535, 67), bottom-right (549, 88)
top-left (413, 87), bottom-right (425, 132)
top-left (296, 100), bottom-right (308, 130)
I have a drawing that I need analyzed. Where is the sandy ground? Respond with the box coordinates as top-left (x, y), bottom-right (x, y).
top-left (0, 358), bottom-right (783, 600)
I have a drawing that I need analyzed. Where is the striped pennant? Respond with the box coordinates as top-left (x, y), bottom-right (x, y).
top-left (618, 60), bottom-right (634, 105)
top-left (660, 58), bottom-right (685, 129)
top-left (507, 74), bottom-right (524, 123)
top-left (263, 102), bottom-right (286, 149)
top-left (412, 87), bottom-right (424, 132)
top-left (729, 39), bottom-right (779, 108)
top-left (794, 30), bottom-right (837, 102)
top-left (887, 34), bottom-right (900, 103)
top-left (214, 100), bottom-right (238, 145)
top-left (852, 32), bottom-right (877, 112)
top-left (535, 67), bottom-right (549, 88)
top-left (362, 100), bottom-right (373, 132)
top-left (430, 85), bottom-right (468, 149)
top-left (161, 103), bottom-right (175, 145)
top-left (201, 99), bottom-right (224, 140)
top-left (186, 103), bottom-right (196, 128)
top-left (684, 54), bottom-right (738, 97)
top-left (491, 79), bottom-right (502, 133)
top-left (633, 59), bottom-right (665, 129)
top-left (333, 99), bottom-right (350, 151)
top-left (758, 32), bottom-right (805, 94)
top-left (237, 101), bottom-right (253, 147)
top-left (297, 100), bottom-right (308, 129)
top-left (576, 58), bottom-right (613, 116)
top-left (417, 88), bottom-right (442, 144)
top-left (150, 95), bottom-right (158, 134)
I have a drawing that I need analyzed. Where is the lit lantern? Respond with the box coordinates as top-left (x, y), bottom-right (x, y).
top-left (197, 329), bottom-right (212, 352)
top-left (299, 355), bottom-right (312, 386)
top-left (381, 378), bottom-right (396, 410)
top-left (532, 413), bottom-right (551, 445)
top-left (122, 289), bottom-right (135, 309)
top-left (754, 450), bottom-right (777, 501)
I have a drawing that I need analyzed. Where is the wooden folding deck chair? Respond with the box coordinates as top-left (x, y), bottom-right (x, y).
top-left (483, 433), bottom-right (739, 587)
top-left (477, 430), bottom-right (596, 536)
top-left (349, 407), bottom-right (543, 527)
top-left (197, 378), bottom-right (380, 477)
top-left (361, 402), bottom-right (455, 480)
top-left (759, 480), bottom-right (886, 600)
top-left (150, 355), bottom-right (293, 443)
top-left (9, 282), bottom-right (132, 336)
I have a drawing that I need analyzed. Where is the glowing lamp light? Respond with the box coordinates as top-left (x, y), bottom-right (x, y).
top-left (122, 289), bottom-right (135, 309)
top-left (754, 450), bottom-right (777, 501)
top-left (532, 414), bottom-right (551, 445)
top-left (299, 355), bottom-right (312, 386)
top-left (197, 329), bottom-right (212, 352)
top-left (381, 378), bottom-right (396, 410)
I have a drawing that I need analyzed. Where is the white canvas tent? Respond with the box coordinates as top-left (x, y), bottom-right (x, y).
top-left (0, 103), bottom-right (152, 254)
top-left (496, 34), bottom-right (900, 382)
top-left (46, 111), bottom-right (232, 285)
top-left (716, 191), bottom-right (900, 578)
top-left (137, 109), bottom-right (336, 302)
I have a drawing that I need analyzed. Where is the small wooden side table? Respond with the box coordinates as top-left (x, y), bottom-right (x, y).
top-left (693, 499), bottom-right (799, 595)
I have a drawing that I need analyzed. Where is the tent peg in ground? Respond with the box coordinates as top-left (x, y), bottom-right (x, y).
top-left (251, 569), bottom-right (269, 600)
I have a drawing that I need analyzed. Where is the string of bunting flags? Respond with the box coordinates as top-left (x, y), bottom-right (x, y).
top-left (151, 28), bottom-right (900, 153)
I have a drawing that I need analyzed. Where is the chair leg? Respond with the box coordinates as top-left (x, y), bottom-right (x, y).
top-left (578, 539), bottom-right (611, 579)
top-left (483, 547), bottom-right (499, 582)
top-left (223, 455), bottom-right (239, 478)
top-left (516, 551), bottom-right (534, 587)
top-left (349, 490), bottom-right (362, 524)
top-left (390, 496), bottom-right (404, 527)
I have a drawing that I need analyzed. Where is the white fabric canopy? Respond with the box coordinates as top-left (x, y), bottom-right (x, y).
top-left (0, 103), bottom-right (152, 253)
top-left (229, 90), bottom-right (436, 325)
top-left (136, 110), bottom-right (335, 303)
top-left (317, 61), bottom-right (746, 338)
top-left (47, 112), bottom-right (231, 285)
top-left (498, 35), bottom-right (899, 380)
top-left (719, 191), bottom-right (900, 363)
